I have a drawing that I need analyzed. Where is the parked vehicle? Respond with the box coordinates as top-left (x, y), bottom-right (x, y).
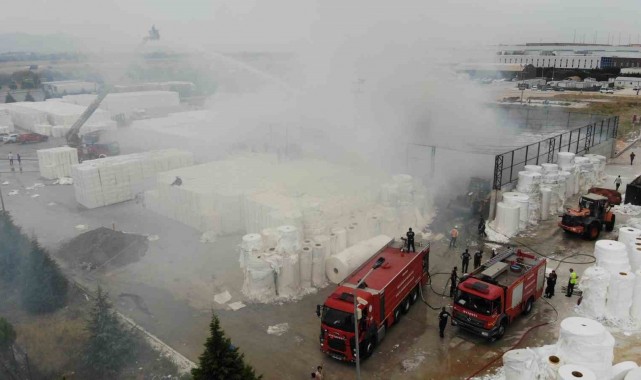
top-left (80, 142), bottom-right (121, 160)
top-left (588, 187), bottom-right (622, 205)
top-left (559, 193), bottom-right (615, 240)
top-left (2, 133), bottom-right (18, 143)
top-left (17, 133), bottom-right (48, 144)
top-left (316, 238), bottom-right (429, 362)
top-left (452, 248), bottom-right (546, 341)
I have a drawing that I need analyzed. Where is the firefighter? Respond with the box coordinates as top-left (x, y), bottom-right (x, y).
top-left (449, 226), bottom-right (459, 248)
top-left (566, 268), bottom-right (577, 297)
top-left (615, 175), bottom-right (622, 191)
top-left (631, 151), bottom-right (636, 165)
top-left (449, 267), bottom-right (458, 298)
top-left (438, 307), bottom-right (452, 338)
top-left (545, 270), bottom-right (557, 298)
top-left (473, 249), bottom-right (483, 270)
top-left (461, 249), bottom-right (471, 273)
top-left (406, 227), bottom-right (415, 252)
top-left (491, 248), bottom-right (497, 258)
top-left (478, 217), bottom-right (487, 238)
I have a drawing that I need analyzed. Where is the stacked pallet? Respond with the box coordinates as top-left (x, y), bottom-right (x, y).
top-left (37, 147), bottom-right (79, 179)
top-left (72, 149), bottom-right (194, 209)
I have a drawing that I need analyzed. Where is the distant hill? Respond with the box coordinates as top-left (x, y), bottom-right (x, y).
top-left (0, 33), bottom-right (82, 53)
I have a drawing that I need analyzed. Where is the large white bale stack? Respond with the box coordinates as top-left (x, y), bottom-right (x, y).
top-left (12, 101), bottom-right (110, 128)
top-left (5, 103), bottom-right (48, 130)
top-left (0, 108), bottom-right (14, 130)
top-left (555, 317), bottom-right (614, 380)
top-left (577, 265), bottom-right (610, 319)
top-left (606, 271), bottom-right (636, 320)
top-left (73, 149), bottom-right (194, 208)
top-left (242, 252), bottom-right (276, 302)
top-left (594, 239), bottom-right (631, 274)
top-left (37, 147), bottom-right (79, 179)
top-left (325, 235), bottom-right (392, 284)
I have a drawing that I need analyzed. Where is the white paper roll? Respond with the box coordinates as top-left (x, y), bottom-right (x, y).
top-left (577, 266), bottom-right (610, 319)
top-left (594, 239), bottom-right (631, 274)
top-left (631, 269), bottom-right (641, 321)
top-left (541, 187), bottom-right (552, 220)
top-left (541, 163), bottom-right (559, 173)
top-left (557, 152), bottom-right (576, 167)
top-left (312, 243), bottom-right (327, 287)
top-left (607, 271), bottom-right (636, 320)
top-left (346, 224), bottom-right (360, 247)
top-left (331, 227), bottom-right (347, 255)
top-left (625, 368), bottom-right (641, 380)
top-left (326, 235), bottom-right (392, 284)
top-left (299, 246), bottom-right (313, 288)
top-left (517, 171), bottom-right (542, 194)
top-left (495, 202), bottom-right (520, 237)
top-left (631, 242), bottom-right (641, 271)
top-left (239, 233), bottom-right (263, 268)
top-left (557, 364), bottom-right (596, 380)
top-left (556, 317), bottom-right (614, 380)
top-left (612, 362), bottom-right (639, 380)
top-left (242, 253), bottom-right (276, 302)
top-left (524, 165), bottom-right (543, 173)
top-left (277, 252), bottom-right (300, 297)
top-left (502, 348), bottom-right (540, 380)
top-left (276, 225), bottom-right (300, 254)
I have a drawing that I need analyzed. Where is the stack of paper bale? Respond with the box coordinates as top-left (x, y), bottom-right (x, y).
top-left (72, 149), bottom-right (194, 209)
top-left (37, 147), bottom-right (79, 179)
top-left (0, 107), bottom-right (14, 131)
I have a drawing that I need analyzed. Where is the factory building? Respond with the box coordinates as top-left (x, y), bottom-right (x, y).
top-left (614, 76), bottom-right (641, 88)
top-left (495, 43), bottom-right (641, 70)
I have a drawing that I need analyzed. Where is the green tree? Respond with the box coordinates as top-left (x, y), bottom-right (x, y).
top-left (5, 92), bottom-right (15, 103)
top-left (0, 317), bottom-right (16, 352)
top-left (20, 240), bottom-right (68, 313)
top-left (24, 92), bottom-right (35, 102)
top-left (192, 313), bottom-right (261, 380)
top-left (83, 287), bottom-right (135, 377)
top-left (0, 213), bottom-right (28, 284)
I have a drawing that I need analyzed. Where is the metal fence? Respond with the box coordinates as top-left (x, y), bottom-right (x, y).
top-left (493, 115), bottom-right (619, 190)
top-left (494, 105), bottom-right (609, 130)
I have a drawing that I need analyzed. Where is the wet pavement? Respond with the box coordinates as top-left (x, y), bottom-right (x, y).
top-left (2, 137), bottom-right (641, 379)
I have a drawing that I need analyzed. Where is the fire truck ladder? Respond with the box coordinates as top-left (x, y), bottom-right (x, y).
top-left (468, 248), bottom-right (515, 278)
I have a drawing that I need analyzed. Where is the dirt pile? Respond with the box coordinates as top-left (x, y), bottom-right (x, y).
top-left (59, 227), bottom-right (148, 269)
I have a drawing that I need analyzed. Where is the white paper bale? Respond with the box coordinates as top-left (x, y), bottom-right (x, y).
top-left (495, 202), bottom-right (520, 237)
top-left (577, 266), bottom-right (610, 319)
top-left (556, 317), bottom-right (614, 380)
top-left (330, 227), bottom-right (347, 255)
top-left (502, 348), bottom-right (540, 380)
top-left (541, 187), bottom-right (552, 220)
top-left (557, 364), bottom-right (597, 380)
top-left (606, 271), bottom-right (636, 320)
top-left (277, 252), bottom-right (300, 297)
top-left (524, 165), bottom-right (543, 173)
top-left (276, 225), bottom-right (300, 254)
top-left (299, 246), bottom-right (313, 288)
top-left (325, 235), bottom-right (392, 284)
top-left (632, 269), bottom-right (641, 321)
top-left (595, 239), bottom-right (631, 274)
top-left (612, 362), bottom-right (639, 380)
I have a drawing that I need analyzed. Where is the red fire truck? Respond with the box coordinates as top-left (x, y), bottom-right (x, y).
top-left (316, 237), bottom-right (429, 362)
top-left (452, 248), bottom-right (546, 341)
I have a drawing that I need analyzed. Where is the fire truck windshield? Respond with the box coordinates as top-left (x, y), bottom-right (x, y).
top-left (456, 290), bottom-right (498, 316)
top-left (321, 307), bottom-right (354, 332)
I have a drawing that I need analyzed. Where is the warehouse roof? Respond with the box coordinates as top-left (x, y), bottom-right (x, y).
top-left (457, 63), bottom-right (525, 72)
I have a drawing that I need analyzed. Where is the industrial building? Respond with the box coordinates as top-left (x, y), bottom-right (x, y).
top-left (495, 43), bottom-right (641, 70)
top-left (614, 76), bottom-right (641, 88)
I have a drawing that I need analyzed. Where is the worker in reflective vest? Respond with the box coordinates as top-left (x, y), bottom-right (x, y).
top-left (566, 268), bottom-right (578, 297)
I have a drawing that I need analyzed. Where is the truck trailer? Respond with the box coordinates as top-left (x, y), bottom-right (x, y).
top-left (316, 237), bottom-right (429, 362)
top-left (452, 248), bottom-right (545, 341)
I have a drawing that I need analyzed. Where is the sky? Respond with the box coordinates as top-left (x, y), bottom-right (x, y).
top-left (1, 0), bottom-right (641, 51)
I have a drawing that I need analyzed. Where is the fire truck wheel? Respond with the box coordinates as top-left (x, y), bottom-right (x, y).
top-left (522, 297), bottom-right (533, 315)
top-left (393, 307), bottom-right (402, 324)
top-left (489, 321), bottom-right (507, 342)
top-left (409, 286), bottom-right (419, 305)
top-left (363, 338), bottom-right (375, 358)
top-left (401, 298), bottom-right (411, 314)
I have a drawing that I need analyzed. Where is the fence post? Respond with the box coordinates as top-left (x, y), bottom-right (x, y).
top-left (525, 145), bottom-right (529, 166)
top-left (509, 150), bottom-right (515, 185)
top-left (576, 128), bottom-right (581, 153)
top-left (536, 142), bottom-right (541, 164)
top-left (493, 154), bottom-right (504, 190)
top-left (566, 112), bottom-right (571, 128)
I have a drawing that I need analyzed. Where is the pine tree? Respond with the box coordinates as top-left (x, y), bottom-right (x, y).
top-left (24, 92), bottom-right (35, 102)
top-left (0, 213), bottom-right (26, 283)
top-left (5, 92), bottom-right (15, 103)
top-left (192, 313), bottom-right (261, 380)
top-left (83, 286), bottom-right (135, 377)
top-left (20, 240), bottom-right (68, 313)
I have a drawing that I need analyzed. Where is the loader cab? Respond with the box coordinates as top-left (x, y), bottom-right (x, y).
top-left (578, 193), bottom-right (609, 218)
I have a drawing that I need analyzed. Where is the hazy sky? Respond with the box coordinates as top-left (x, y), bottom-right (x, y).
top-left (1, 0), bottom-right (641, 50)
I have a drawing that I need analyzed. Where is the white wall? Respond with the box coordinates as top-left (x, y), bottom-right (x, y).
top-left (496, 55), bottom-right (601, 69)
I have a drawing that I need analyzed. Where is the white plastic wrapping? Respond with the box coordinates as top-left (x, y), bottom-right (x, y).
top-left (502, 348), bottom-right (540, 380)
top-left (557, 364), bottom-right (596, 380)
top-left (555, 317), bottom-right (614, 380)
top-left (577, 265), bottom-right (610, 319)
top-left (325, 235), bottom-right (392, 284)
top-left (606, 271), bottom-right (636, 320)
top-left (612, 362), bottom-right (639, 380)
top-left (632, 269), bottom-right (641, 321)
